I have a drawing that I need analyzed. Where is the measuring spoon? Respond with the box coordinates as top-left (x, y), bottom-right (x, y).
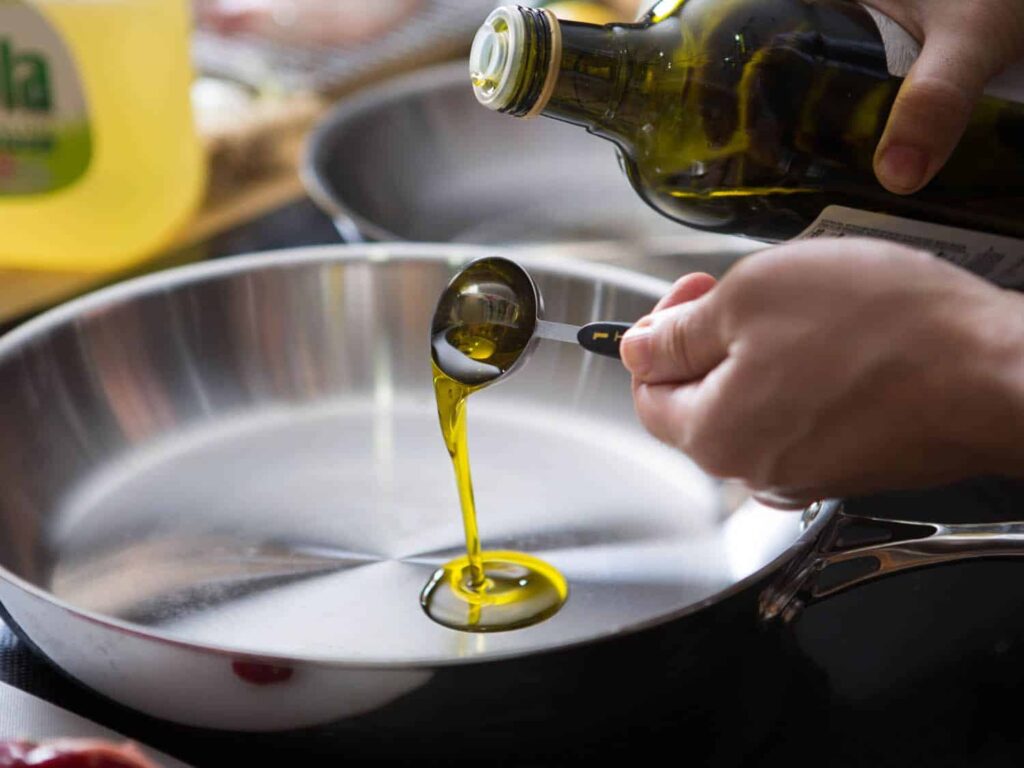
top-left (431, 256), bottom-right (633, 387)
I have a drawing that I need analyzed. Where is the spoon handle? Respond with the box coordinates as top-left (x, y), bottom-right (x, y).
top-left (534, 320), bottom-right (633, 359)
top-left (533, 319), bottom-right (581, 344)
top-left (576, 322), bottom-right (633, 359)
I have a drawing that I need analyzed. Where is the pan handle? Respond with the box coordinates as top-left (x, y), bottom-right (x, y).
top-left (332, 215), bottom-right (366, 244)
top-left (760, 500), bottom-right (1024, 622)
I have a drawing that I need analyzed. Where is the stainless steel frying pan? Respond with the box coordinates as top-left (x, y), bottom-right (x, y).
top-left (2, 245), bottom-right (1024, 746)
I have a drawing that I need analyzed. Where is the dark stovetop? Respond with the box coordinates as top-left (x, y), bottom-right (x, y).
top-left (3, 199), bottom-right (1024, 767)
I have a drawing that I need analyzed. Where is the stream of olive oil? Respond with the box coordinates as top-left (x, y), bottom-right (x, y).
top-left (420, 331), bottom-right (567, 633)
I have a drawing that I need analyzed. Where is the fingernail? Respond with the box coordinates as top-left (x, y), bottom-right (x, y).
top-left (876, 145), bottom-right (928, 193)
top-left (620, 325), bottom-right (653, 376)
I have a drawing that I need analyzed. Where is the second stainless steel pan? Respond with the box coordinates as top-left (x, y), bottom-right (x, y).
top-left (302, 62), bottom-right (757, 280)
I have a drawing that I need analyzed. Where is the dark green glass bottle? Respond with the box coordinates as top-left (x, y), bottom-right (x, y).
top-left (469, 1), bottom-right (1024, 243)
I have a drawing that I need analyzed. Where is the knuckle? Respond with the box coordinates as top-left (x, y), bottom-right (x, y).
top-left (661, 316), bottom-right (695, 376)
top-left (747, 458), bottom-right (784, 491)
top-left (633, 388), bottom-right (679, 448)
top-left (961, 2), bottom-right (1024, 59)
top-left (723, 252), bottom-right (767, 287)
top-left (684, 412), bottom-right (737, 478)
top-left (899, 76), bottom-right (974, 117)
top-left (747, 440), bottom-right (806, 491)
top-left (675, 417), bottom-right (698, 456)
top-left (693, 449), bottom-right (735, 480)
top-left (633, 394), bottom-right (665, 439)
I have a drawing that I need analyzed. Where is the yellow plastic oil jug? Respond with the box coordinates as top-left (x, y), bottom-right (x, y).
top-left (0, 0), bottom-right (204, 272)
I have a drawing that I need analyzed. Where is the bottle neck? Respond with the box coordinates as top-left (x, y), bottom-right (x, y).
top-left (539, 20), bottom-right (628, 132)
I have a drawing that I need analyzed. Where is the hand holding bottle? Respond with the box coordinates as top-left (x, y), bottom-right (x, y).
top-left (619, 240), bottom-right (1024, 505)
top-left (472, 2), bottom-right (1024, 245)
top-left (866, 0), bottom-right (1024, 193)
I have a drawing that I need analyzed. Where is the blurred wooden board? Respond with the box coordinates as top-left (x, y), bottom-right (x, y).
top-left (0, 175), bottom-right (309, 324)
top-left (0, 269), bottom-right (103, 323)
top-left (0, 101), bottom-right (320, 325)
top-left (182, 115), bottom-right (315, 246)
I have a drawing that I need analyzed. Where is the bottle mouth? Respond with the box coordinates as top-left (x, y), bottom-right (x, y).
top-left (470, 7), bottom-right (522, 109)
top-left (469, 5), bottom-right (560, 117)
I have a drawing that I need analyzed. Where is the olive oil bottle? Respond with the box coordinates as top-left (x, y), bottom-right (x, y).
top-left (470, 1), bottom-right (1024, 284)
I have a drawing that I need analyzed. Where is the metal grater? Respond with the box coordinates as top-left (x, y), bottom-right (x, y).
top-left (192, 0), bottom-right (499, 95)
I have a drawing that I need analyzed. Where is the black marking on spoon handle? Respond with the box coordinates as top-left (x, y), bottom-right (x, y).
top-left (577, 322), bottom-right (633, 359)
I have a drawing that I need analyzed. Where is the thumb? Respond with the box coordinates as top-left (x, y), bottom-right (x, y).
top-left (874, 31), bottom-right (1004, 194)
top-left (620, 295), bottom-right (726, 385)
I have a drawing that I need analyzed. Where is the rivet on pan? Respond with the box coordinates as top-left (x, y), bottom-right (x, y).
top-left (801, 501), bottom-right (822, 530)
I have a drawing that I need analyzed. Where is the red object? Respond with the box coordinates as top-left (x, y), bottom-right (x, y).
top-left (0, 739), bottom-right (160, 768)
top-left (194, 0), bottom-right (419, 47)
top-left (231, 659), bottom-right (294, 685)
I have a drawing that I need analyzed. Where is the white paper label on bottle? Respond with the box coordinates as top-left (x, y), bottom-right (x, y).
top-left (862, 5), bottom-right (1024, 103)
top-left (796, 205), bottom-right (1024, 288)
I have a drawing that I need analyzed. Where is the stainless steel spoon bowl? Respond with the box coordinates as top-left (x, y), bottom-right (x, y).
top-left (432, 255), bottom-right (633, 387)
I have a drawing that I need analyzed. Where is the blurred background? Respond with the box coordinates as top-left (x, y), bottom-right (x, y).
top-left (3, 0), bottom-right (724, 325)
